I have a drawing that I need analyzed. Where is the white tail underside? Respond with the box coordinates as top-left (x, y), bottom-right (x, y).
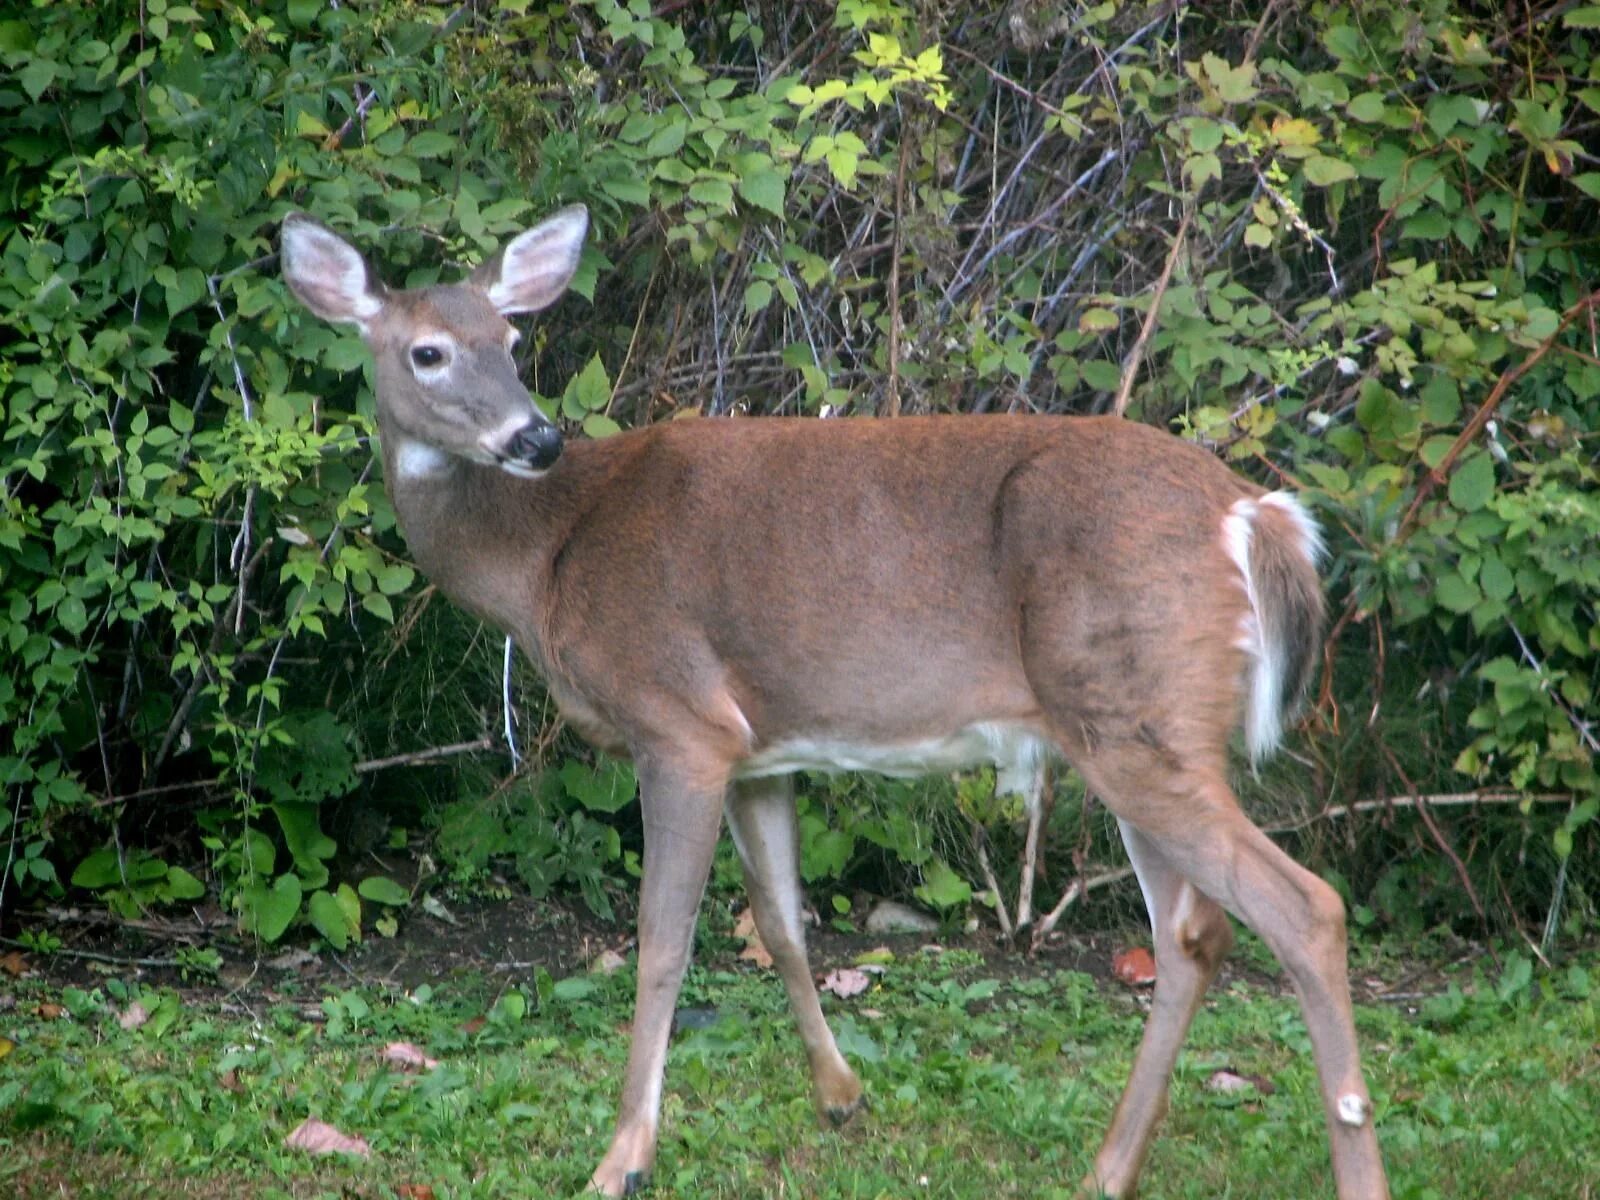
top-left (1222, 490), bottom-right (1325, 765)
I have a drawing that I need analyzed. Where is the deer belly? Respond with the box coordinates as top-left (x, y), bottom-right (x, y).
top-left (736, 721), bottom-right (1049, 796)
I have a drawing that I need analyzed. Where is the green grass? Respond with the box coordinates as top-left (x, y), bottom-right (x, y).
top-left (3, 943), bottom-right (1597, 1199)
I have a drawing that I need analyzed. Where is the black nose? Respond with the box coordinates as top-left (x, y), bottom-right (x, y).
top-left (506, 422), bottom-right (563, 469)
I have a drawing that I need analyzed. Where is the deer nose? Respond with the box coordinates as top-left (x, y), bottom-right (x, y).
top-left (506, 421), bottom-right (563, 469)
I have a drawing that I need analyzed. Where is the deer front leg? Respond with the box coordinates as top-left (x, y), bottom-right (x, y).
top-left (589, 756), bottom-right (727, 1198)
top-left (726, 775), bottom-right (864, 1126)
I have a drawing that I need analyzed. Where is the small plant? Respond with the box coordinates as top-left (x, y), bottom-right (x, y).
top-left (174, 946), bottom-right (223, 982)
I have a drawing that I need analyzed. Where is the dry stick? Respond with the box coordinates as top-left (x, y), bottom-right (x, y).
top-left (884, 128), bottom-right (909, 418)
top-left (1030, 866), bottom-right (1138, 949)
top-left (1112, 209), bottom-right (1191, 418)
top-left (972, 825), bottom-right (1015, 938)
top-left (354, 737), bottom-right (495, 775)
top-left (942, 42), bottom-right (1082, 123)
top-left (1396, 287), bottom-right (1600, 541)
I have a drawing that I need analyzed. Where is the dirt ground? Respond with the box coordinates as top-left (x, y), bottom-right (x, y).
top-left (6, 883), bottom-right (1486, 1011)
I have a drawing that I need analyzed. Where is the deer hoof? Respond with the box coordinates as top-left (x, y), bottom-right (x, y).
top-left (622, 1170), bottom-right (651, 1196)
top-left (824, 1093), bottom-right (869, 1129)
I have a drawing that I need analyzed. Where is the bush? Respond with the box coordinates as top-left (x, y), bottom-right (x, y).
top-left (1, 1), bottom-right (1594, 946)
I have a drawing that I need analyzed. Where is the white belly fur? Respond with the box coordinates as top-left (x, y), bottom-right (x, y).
top-left (736, 721), bottom-right (1050, 800)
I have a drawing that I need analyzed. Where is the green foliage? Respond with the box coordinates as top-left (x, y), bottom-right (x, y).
top-left (435, 757), bottom-right (637, 919)
top-left (3, 942), bottom-right (1599, 1195)
top-left (2, 0), bottom-right (1595, 944)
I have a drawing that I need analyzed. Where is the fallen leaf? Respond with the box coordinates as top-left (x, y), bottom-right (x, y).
top-left (589, 948), bottom-right (628, 975)
top-left (118, 1001), bottom-right (150, 1031)
top-left (37, 1002), bottom-right (67, 1020)
top-left (284, 1117), bottom-right (371, 1159)
top-left (265, 948), bottom-right (316, 971)
top-left (732, 907), bottom-right (773, 969)
top-left (820, 968), bottom-right (871, 998)
top-left (420, 895), bottom-right (458, 926)
top-left (1, 951), bottom-right (28, 977)
top-left (1206, 1068), bottom-right (1276, 1096)
top-left (380, 1042), bottom-right (440, 1072)
top-left (0, 1036), bottom-right (14, 1060)
top-left (219, 1069), bottom-right (243, 1093)
top-left (459, 1016), bottom-right (486, 1036)
top-left (1112, 947), bottom-right (1157, 988)
top-left (397, 1186), bottom-right (436, 1200)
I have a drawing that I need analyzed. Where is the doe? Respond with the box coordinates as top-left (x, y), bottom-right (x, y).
top-left (280, 204), bottom-right (1390, 1198)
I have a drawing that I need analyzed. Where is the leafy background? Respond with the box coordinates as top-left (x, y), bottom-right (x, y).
top-left (0, 0), bottom-right (1595, 954)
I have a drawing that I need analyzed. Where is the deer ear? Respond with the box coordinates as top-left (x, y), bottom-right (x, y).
top-left (475, 204), bottom-right (589, 316)
top-left (280, 213), bottom-right (385, 329)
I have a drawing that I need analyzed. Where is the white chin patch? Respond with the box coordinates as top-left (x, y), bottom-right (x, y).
top-left (498, 459), bottom-right (547, 480)
top-left (393, 441), bottom-right (452, 480)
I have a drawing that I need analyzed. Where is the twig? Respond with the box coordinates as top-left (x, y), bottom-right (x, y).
top-left (972, 824), bottom-right (1014, 938)
top-left (1262, 790), bottom-right (1573, 836)
top-left (1396, 288), bottom-right (1600, 540)
top-left (0, 936), bottom-right (177, 969)
top-left (354, 737), bottom-right (496, 774)
top-left (1029, 865), bottom-right (1137, 950)
top-left (884, 126), bottom-right (909, 417)
top-left (1112, 209), bottom-right (1190, 417)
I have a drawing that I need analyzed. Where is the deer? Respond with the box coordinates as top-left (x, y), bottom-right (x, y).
top-left (279, 204), bottom-right (1391, 1199)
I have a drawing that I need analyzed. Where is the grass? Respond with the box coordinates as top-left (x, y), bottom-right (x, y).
top-left (2, 938), bottom-right (1597, 1199)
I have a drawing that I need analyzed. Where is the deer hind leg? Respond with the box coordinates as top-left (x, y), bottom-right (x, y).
top-left (589, 754), bottom-right (728, 1199)
top-left (726, 774), bottom-right (865, 1125)
top-left (1084, 753), bottom-right (1389, 1200)
top-left (1079, 820), bottom-right (1233, 1199)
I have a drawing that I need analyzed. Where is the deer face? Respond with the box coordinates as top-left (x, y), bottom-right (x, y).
top-left (280, 206), bottom-right (589, 478)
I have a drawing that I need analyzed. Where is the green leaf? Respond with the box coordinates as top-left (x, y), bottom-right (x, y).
top-left (1347, 92), bottom-right (1388, 122)
top-left (913, 858), bottom-right (971, 910)
top-left (743, 279), bottom-right (773, 318)
top-left (361, 591), bottom-right (394, 623)
top-left (273, 802), bottom-right (337, 883)
top-left (71, 847), bottom-right (121, 890)
top-left (1563, 6), bottom-right (1600, 27)
top-left (1479, 554), bottom-right (1514, 602)
top-left (688, 179), bottom-right (735, 209)
top-left (18, 58), bottom-right (57, 102)
top-left (1433, 572), bottom-right (1480, 614)
top-left (1420, 373), bottom-right (1461, 425)
top-left (242, 874), bottom-right (302, 943)
top-left (645, 121), bottom-right (685, 157)
top-left (558, 758), bottom-right (637, 814)
top-left (551, 976), bottom-right (598, 1002)
top-left (737, 165), bottom-right (786, 216)
top-left (308, 889), bottom-right (355, 950)
top-left (599, 176), bottom-right (650, 207)
top-left (407, 131), bottom-right (457, 158)
top-left (1303, 154), bottom-right (1358, 186)
top-left (582, 413), bottom-right (621, 439)
top-left (1572, 173), bottom-right (1600, 201)
top-left (570, 354), bottom-right (611, 413)
top-left (1448, 452), bottom-right (1495, 512)
top-left (1079, 359), bottom-right (1122, 391)
top-left (163, 866), bottom-right (206, 901)
top-left (358, 876), bottom-right (411, 906)
top-left (287, 0), bottom-right (322, 28)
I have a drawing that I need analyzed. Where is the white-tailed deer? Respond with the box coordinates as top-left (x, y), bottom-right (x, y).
top-left (280, 206), bottom-right (1390, 1199)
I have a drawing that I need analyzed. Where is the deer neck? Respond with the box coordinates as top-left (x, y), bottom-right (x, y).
top-left (377, 430), bottom-right (568, 654)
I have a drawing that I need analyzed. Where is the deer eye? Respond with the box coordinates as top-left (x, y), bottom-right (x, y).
top-left (411, 345), bottom-right (445, 369)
